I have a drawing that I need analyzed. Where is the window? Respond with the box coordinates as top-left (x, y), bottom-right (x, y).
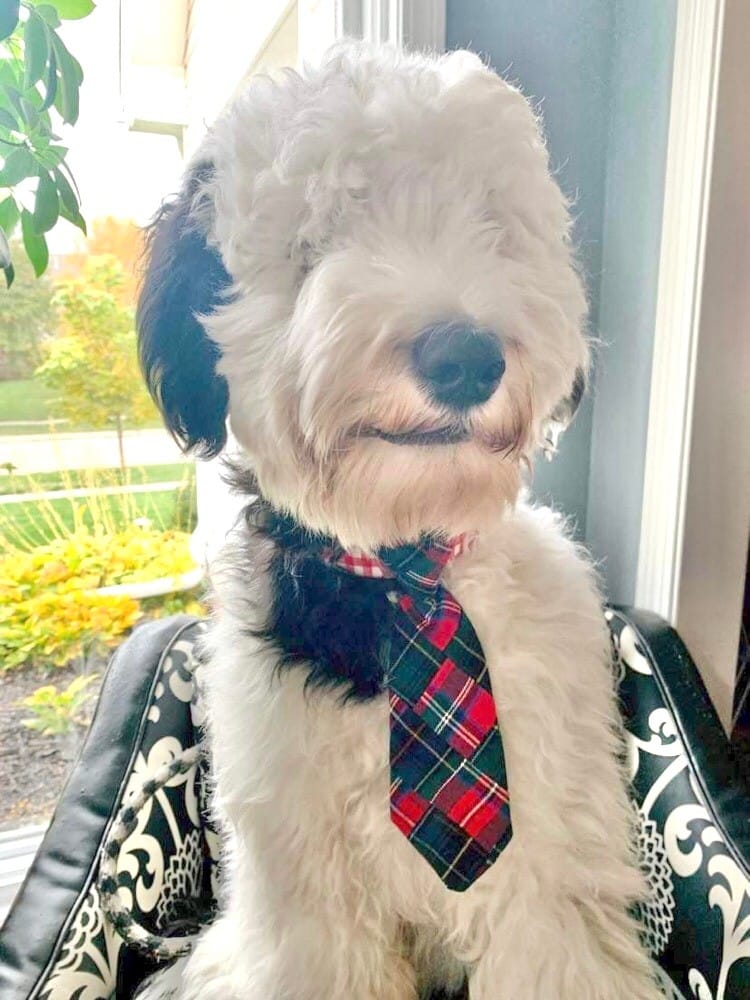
top-left (0, 0), bottom-right (351, 909)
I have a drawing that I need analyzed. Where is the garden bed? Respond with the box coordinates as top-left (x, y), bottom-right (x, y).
top-left (0, 477), bottom-right (205, 832)
top-left (0, 660), bottom-right (104, 831)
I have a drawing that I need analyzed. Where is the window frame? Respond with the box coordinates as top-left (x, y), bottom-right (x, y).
top-left (346, 0), bottom-right (446, 49)
top-left (636, 0), bottom-right (750, 730)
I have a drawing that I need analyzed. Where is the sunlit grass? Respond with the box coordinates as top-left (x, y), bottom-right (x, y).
top-left (0, 466), bottom-right (197, 553)
top-left (0, 379), bottom-right (57, 424)
top-left (0, 462), bottom-right (189, 496)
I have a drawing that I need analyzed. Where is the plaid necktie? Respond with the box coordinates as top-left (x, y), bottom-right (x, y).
top-left (328, 537), bottom-right (512, 891)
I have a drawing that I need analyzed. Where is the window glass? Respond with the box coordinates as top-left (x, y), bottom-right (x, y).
top-left (0, 2), bottom-right (299, 916)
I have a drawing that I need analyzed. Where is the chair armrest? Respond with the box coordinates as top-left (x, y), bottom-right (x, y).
top-left (0, 615), bottom-right (203, 1000)
top-left (610, 606), bottom-right (750, 1000)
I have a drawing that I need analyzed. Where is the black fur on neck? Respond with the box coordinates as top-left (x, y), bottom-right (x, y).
top-left (237, 481), bottom-right (394, 702)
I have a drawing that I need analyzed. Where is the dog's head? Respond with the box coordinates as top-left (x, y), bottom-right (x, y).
top-left (138, 43), bottom-right (588, 549)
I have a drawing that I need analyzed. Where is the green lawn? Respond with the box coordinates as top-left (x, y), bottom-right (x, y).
top-left (0, 478), bottom-right (197, 549)
top-left (0, 378), bottom-right (162, 434)
top-left (0, 379), bottom-right (57, 424)
top-left (0, 463), bottom-right (190, 496)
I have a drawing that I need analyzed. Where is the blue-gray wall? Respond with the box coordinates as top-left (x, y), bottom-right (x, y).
top-left (446, 0), bottom-right (676, 602)
top-left (585, 1), bottom-right (677, 603)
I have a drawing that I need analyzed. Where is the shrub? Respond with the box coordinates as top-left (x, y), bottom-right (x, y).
top-left (0, 587), bottom-right (140, 670)
top-left (0, 524), bottom-right (203, 670)
top-left (20, 673), bottom-right (100, 736)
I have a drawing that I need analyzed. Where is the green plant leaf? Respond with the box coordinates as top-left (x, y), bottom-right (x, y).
top-left (70, 51), bottom-right (83, 85)
top-left (21, 207), bottom-right (48, 274)
top-left (1, 85), bottom-right (25, 125)
top-left (34, 142), bottom-right (67, 168)
top-left (0, 107), bottom-right (18, 131)
top-left (39, 44), bottom-right (57, 110)
top-left (33, 170), bottom-right (58, 232)
top-left (0, 58), bottom-right (21, 89)
top-left (50, 33), bottom-right (80, 123)
top-left (23, 12), bottom-right (50, 88)
top-left (33, 3), bottom-right (60, 28)
top-left (20, 96), bottom-right (40, 128)
top-left (22, 82), bottom-right (46, 111)
top-left (29, 125), bottom-right (51, 150)
top-left (59, 199), bottom-right (85, 233)
top-left (58, 156), bottom-right (79, 197)
top-left (53, 162), bottom-right (76, 210)
top-left (30, 0), bottom-right (94, 20)
top-left (0, 0), bottom-right (20, 42)
top-left (53, 164), bottom-right (84, 231)
top-left (0, 145), bottom-right (35, 185)
top-left (0, 221), bottom-right (9, 267)
top-left (0, 194), bottom-right (19, 234)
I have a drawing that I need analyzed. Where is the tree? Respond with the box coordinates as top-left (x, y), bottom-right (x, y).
top-left (0, 0), bottom-right (94, 286)
top-left (36, 255), bottom-right (157, 472)
top-left (87, 216), bottom-right (143, 304)
top-left (0, 238), bottom-right (55, 378)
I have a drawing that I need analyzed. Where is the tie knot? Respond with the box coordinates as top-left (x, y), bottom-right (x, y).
top-left (330, 535), bottom-right (472, 592)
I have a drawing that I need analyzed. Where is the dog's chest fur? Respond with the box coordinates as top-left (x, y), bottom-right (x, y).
top-left (198, 501), bottom-right (647, 999)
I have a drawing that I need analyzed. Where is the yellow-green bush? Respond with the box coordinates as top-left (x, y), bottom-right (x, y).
top-left (0, 525), bottom-right (204, 670)
top-left (21, 674), bottom-right (101, 736)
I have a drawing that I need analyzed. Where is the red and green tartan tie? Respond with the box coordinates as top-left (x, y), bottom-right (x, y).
top-left (331, 537), bottom-right (512, 891)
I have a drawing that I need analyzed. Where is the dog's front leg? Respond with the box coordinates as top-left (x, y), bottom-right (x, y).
top-left (447, 525), bottom-right (663, 1000)
top-left (194, 657), bottom-right (418, 1000)
top-left (466, 872), bottom-right (662, 1000)
top-left (164, 840), bottom-right (418, 1000)
top-left (178, 869), bottom-right (418, 1000)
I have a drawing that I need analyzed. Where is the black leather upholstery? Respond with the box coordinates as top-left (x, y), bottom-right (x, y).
top-left (616, 607), bottom-right (750, 857)
top-left (611, 607), bottom-right (750, 999)
top-left (0, 616), bottom-right (209, 1000)
top-left (1, 608), bottom-right (748, 999)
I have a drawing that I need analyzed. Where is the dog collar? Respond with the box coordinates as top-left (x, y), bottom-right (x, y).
top-left (248, 498), bottom-right (474, 590)
top-left (322, 535), bottom-right (474, 590)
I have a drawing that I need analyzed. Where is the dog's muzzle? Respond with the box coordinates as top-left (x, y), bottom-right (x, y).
top-left (412, 320), bottom-right (505, 410)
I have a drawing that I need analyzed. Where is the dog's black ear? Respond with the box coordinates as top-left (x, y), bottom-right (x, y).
top-left (541, 367), bottom-right (586, 459)
top-left (137, 161), bottom-right (231, 458)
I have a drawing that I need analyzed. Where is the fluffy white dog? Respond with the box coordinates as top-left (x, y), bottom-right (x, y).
top-left (137, 41), bottom-right (661, 1000)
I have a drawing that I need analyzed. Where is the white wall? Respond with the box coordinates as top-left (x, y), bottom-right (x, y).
top-left (184, 0), bottom-right (297, 153)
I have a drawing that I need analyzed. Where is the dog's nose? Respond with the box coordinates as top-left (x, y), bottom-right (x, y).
top-left (411, 321), bottom-right (505, 410)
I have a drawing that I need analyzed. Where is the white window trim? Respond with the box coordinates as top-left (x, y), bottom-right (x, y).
top-left (342, 0), bottom-right (446, 49)
top-left (298, 0), bottom-right (445, 60)
top-left (636, 0), bottom-right (750, 731)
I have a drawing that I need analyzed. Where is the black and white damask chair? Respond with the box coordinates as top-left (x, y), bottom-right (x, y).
top-left (0, 609), bottom-right (748, 1000)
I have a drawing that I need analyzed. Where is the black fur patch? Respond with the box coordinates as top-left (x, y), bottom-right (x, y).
top-left (137, 161), bottom-right (231, 458)
top-left (570, 365), bottom-right (586, 413)
top-left (245, 496), bottom-right (395, 702)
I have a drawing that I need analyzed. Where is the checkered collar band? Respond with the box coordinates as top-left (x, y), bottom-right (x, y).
top-left (324, 535), bottom-right (473, 590)
top-left (261, 509), bottom-right (512, 890)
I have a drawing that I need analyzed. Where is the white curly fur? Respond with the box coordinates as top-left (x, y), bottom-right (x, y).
top-left (138, 42), bottom-right (661, 1000)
